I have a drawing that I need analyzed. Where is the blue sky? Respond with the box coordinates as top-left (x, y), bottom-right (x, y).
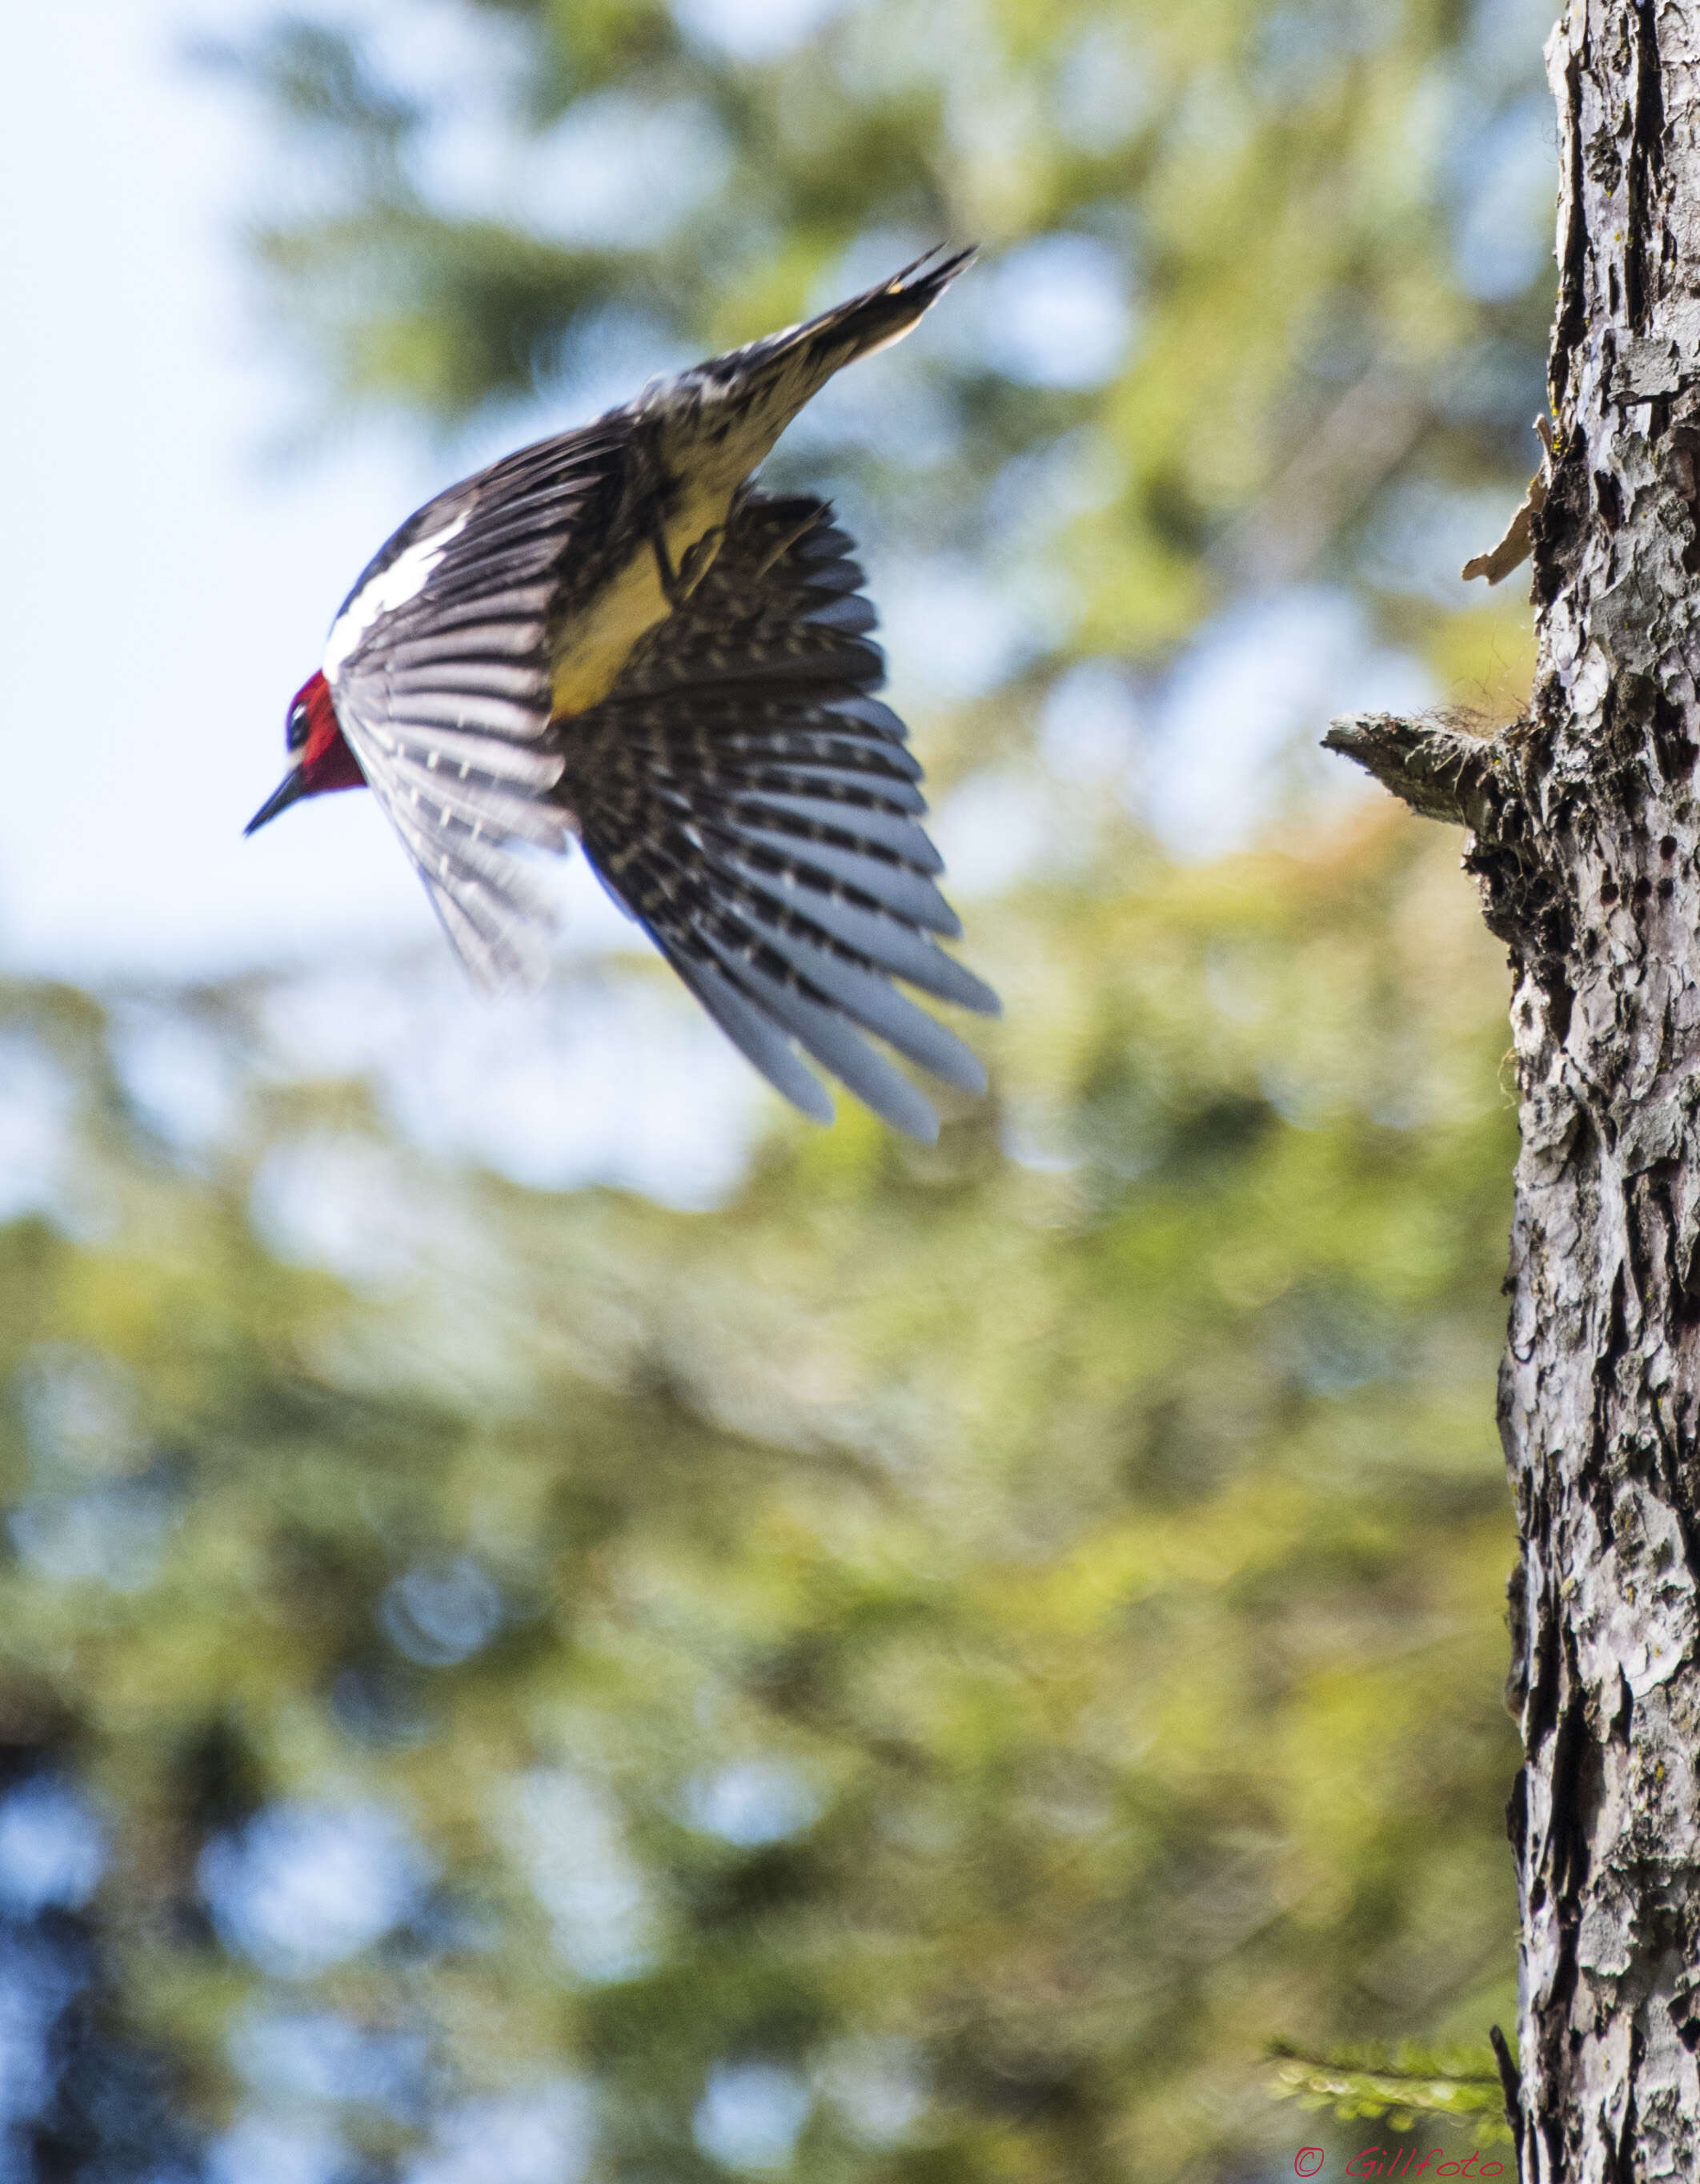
top-left (2, 0), bottom-right (704, 992)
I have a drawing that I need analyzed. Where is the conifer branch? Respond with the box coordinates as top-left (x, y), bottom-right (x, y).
top-left (1265, 2038), bottom-right (1515, 2142)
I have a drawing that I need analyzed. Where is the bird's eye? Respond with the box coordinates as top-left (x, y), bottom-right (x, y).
top-left (286, 702), bottom-right (310, 753)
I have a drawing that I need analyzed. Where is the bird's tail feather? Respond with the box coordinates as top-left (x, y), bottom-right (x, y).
top-left (789, 243), bottom-right (979, 372)
top-left (654, 247), bottom-right (977, 469)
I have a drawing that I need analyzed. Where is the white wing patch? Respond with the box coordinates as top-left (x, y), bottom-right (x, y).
top-left (323, 510), bottom-right (473, 681)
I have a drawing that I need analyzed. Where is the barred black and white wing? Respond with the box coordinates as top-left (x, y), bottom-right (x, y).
top-left (323, 424), bottom-right (626, 989)
top-left (559, 492), bottom-right (999, 1142)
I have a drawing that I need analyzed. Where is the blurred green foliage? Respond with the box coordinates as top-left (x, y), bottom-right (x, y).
top-left (0, 815), bottom-right (1521, 2178)
top-left (2, 0), bottom-right (1561, 2175)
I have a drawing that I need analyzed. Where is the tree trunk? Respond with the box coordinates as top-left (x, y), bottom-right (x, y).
top-left (1328, 4), bottom-right (1700, 2174)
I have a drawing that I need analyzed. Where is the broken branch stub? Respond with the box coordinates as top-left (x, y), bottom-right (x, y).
top-left (1322, 713), bottom-right (1505, 829)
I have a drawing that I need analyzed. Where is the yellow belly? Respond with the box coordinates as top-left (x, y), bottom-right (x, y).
top-left (549, 484), bottom-right (731, 718)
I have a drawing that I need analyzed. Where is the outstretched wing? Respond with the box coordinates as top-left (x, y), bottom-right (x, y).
top-left (559, 492), bottom-right (999, 1142)
top-left (323, 422), bottom-right (627, 989)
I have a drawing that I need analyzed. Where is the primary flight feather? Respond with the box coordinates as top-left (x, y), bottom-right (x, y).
top-left (246, 247), bottom-right (997, 1142)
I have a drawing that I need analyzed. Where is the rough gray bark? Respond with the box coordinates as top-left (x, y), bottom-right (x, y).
top-left (1327, 5), bottom-right (1700, 2174)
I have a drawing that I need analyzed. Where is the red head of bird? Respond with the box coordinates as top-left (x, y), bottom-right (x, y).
top-left (245, 672), bottom-right (366, 835)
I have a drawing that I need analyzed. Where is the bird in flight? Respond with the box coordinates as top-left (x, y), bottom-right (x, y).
top-left (247, 248), bottom-right (997, 1142)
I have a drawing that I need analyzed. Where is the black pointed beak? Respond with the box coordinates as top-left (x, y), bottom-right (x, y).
top-left (244, 767), bottom-right (310, 837)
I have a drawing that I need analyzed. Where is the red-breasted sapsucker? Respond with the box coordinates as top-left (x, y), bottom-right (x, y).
top-left (247, 250), bottom-right (996, 1141)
